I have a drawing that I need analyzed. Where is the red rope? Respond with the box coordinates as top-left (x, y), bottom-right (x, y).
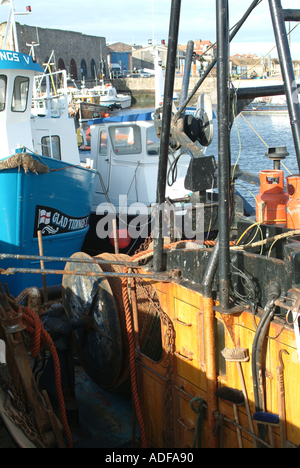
top-left (21, 307), bottom-right (73, 448)
top-left (121, 273), bottom-right (147, 448)
top-left (121, 240), bottom-right (222, 448)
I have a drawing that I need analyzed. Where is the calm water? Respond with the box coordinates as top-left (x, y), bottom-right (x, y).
top-left (209, 113), bottom-right (299, 206)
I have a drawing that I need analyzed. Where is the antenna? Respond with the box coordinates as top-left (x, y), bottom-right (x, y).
top-left (26, 41), bottom-right (39, 60)
top-left (1, 0), bottom-right (32, 52)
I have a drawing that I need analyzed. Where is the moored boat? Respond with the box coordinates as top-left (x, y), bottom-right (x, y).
top-left (242, 100), bottom-right (288, 115)
top-left (3, 0), bottom-right (300, 452)
top-left (92, 82), bottom-right (132, 109)
top-left (0, 3), bottom-right (97, 297)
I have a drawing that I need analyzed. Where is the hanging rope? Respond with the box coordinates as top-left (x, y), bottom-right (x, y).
top-left (122, 255), bottom-right (147, 448)
top-left (190, 397), bottom-right (205, 448)
top-left (21, 306), bottom-right (73, 449)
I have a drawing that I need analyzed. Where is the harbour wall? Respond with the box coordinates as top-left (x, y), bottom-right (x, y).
top-left (113, 75), bottom-right (218, 106)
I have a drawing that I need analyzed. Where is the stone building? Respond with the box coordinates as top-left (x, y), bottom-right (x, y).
top-left (0, 23), bottom-right (108, 81)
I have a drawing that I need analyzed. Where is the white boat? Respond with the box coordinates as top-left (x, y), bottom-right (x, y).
top-left (79, 52), bottom-right (215, 255)
top-left (81, 101), bottom-right (214, 255)
top-left (92, 82), bottom-right (132, 109)
top-left (80, 110), bottom-right (190, 254)
top-left (0, 1), bottom-right (97, 296)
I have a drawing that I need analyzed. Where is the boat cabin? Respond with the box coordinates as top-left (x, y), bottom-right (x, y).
top-left (0, 50), bottom-right (80, 165)
top-left (88, 111), bottom-right (191, 214)
top-left (0, 50), bottom-right (43, 158)
top-left (31, 69), bottom-right (80, 164)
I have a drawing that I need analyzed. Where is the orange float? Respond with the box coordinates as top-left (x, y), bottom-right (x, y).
top-left (286, 174), bottom-right (300, 229)
top-left (255, 170), bottom-right (288, 225)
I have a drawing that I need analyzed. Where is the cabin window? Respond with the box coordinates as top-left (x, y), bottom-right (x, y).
top-left (147, 126), bottom-right (160, 156)
top-left (0, 75), bottom-right (7, 111)
top-left (12, 76), bottom-right (29, 112)
top-left (41, 135), bottom-right (61, 160)
top-left (99, 131), bottom-right (108, 155)
top-left (109, 125), bottom-right (142, 155)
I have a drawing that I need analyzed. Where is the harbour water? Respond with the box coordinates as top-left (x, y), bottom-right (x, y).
top-left (211, 112), bottom-right (299, 206)
top-left (131, 103), bottom-right (298, 207)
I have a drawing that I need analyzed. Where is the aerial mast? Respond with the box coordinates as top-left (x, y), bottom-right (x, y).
top-left (1, 0), bottom-right (32, 52)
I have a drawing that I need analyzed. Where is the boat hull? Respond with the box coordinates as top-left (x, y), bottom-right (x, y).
top-left (0, 155), bottom-right (97, 297)
top-left (242, 104), bottom-right (288, 115)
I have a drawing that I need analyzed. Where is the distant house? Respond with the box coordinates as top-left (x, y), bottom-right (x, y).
top-left (230, 53), bottom-right (300, 80)
top-left (178, 40), bottom-right (215, 76)
top-left (107, 42), bottom-right (133, 75)
top-left (132, 44), bottom-right (168, 71)
top-left (230, 54), bottom-right (262, 79)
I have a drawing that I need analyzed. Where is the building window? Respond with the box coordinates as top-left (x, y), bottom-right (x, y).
top-left (91, 59), bottom-right (96, 79)
top-left (81, 59), bottom-right (87, 80)
top-left (70, 59), bottom-right (77, 80)
top-left (41, 136), bottom-right (61, 160)
top-left (0, 75), bottom-right (7, 111)
top-left (58, 58), bottom-right (66, 70)
top-left (12, 76), bottom-right (29, 112)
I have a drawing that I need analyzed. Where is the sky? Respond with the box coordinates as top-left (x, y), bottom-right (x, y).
top-left (3, 0), bottom-right (300, 59)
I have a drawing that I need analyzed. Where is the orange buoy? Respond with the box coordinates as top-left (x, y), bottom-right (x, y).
top-left (286, 175), bottom-right (300, 229)
top-left (255, 170), bottom-right (288, 225)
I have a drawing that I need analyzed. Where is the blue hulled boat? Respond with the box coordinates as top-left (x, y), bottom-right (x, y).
top-left (0, 35), bottom-right (97, 295)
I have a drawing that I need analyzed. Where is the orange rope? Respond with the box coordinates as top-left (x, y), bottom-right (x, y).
top-left (121, 243), bottom-right (185, 448)
top-left (122, 273), bottom-right (147, 448)
top-left (21, 307), bottom-right (73, 449)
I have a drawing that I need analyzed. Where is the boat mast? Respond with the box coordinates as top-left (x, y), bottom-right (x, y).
top-left (153, 0), bottom-right (181, 272)
top-left (216, 0), bottom-right (231, 312)
top-left (1, 0), bottom-right (32, 52)
top-left (268, 0), bottom-right (300, 171)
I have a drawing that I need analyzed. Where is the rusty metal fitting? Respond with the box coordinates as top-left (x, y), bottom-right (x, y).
top-left (0, 312), bottom-right (26, 334)
top-left (170, 269), bottom-right (181, 278)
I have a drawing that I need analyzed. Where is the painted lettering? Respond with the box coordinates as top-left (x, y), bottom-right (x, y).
top-left (52, 212), bottom-right (68, 228)
top-left (0, 51), bottom-right (20, 63)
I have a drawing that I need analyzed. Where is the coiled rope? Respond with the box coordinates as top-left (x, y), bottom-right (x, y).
top-left (21, 306), bottom-right (73, 449)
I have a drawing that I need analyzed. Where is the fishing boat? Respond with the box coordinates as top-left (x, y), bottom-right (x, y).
top-left (69, 90), bottom-right (118, 122)
top-left (242, 99), bottom-right (288, 115)
top-left (92, 82), bottom-right (132, 109)
top-left (81, 108), bottom-right (202, 255)
top-left (0, 2), bottom-right (98, 297)
top-left (81, 50), bottom-right (215, 256)
top-left (3, 0), bottom-right (300, 451)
